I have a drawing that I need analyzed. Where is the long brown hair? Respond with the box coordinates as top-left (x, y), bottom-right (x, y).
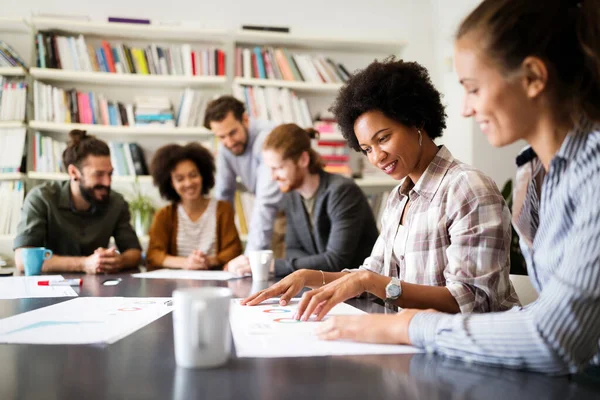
top-left (263, 124), bottom-right (324, 174)
top-left (457, 0), bottom-right (600, 123)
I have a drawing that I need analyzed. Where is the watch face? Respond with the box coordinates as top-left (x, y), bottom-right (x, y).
top-left (387, 283), bottom-right (401, 298)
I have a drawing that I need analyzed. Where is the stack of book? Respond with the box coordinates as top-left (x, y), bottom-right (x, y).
top-left (235, 46), bottom-right (351, 83)
top-left (33, 81), bottom-right (135, 125)
top-left (313, 120), bottom-right (351, 177)
top-left (175, 89), bottom-right (208, 128)
top-left (0, 78), bottom-right (27, 121)
top-left (233, 85), bottom-right (312, 128)
top-left (0, 41), bottom-right (27, 68)
top-left (35, 33), bottom-right (226, 76)
top-left (0, 181), bottom-right (24, 235)
top-left (134, 96), bottom-right (174, 127)
top-left (31, 133), bottom-right (67, 173)
top-left (107, 142), bottom-right (149, 176)
top-left (0, 127), bottom-right (26, 173)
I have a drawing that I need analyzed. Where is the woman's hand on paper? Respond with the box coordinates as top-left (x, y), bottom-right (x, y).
top-left (241, 269), bottom-right (308, 306)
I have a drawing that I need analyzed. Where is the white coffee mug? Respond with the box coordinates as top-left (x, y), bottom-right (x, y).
top-left (248, 250), bottom-right (273, 281)
top-left (172, 287), bottom-right (232, 368)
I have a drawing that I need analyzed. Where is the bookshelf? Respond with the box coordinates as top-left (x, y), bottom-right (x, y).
top-left (233, 77), bottom-right (342, 92)
top-left (0, 16), bottom-right (406, 262)
top-left (27, 171), bottom-right (153, 183)
top-left (29, 68), bottom-right (228, 88)
top-left (0, 66), bottom-right (27, 76)
top-left (29, 121), bottom-right (212, 137)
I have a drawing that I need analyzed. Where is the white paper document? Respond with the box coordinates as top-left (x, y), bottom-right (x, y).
top-left (0, 275), bottom-right (78, 299)
top-left (132, 269), bottom-right (236, 281)
top-left (230, 298), bottom-right (422, 358)
top-left (0, 297), bottom-right (172, 345)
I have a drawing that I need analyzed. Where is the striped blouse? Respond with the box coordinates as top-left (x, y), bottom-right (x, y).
top-left (409, 118), bottom-right (600, 374)
top-left (176, 199), bottom-right (217, 257)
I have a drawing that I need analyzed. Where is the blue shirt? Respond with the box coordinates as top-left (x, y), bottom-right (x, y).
top-left (215, 118), bottom-right (279, 253)
top-left (409, 118), bottom-right (600, 374)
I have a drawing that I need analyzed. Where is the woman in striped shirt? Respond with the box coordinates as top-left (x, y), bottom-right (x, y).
top-left (146, 143), bottom-right (242, 270)
top-left (316, 0), bottom-right (600, 375)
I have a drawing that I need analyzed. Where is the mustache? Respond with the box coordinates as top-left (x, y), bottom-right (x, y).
top-left (92, 185), bottom-right (110, 191)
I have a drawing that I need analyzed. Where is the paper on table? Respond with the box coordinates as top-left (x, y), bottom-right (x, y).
top-left (229, 298), bottom-right (422, 358)
top-left (132, 269), bottom-right (236, 281)
top-left (0, 275), bottom-right (78, 299)
top-left (0, 297), bottom-right (173, 345)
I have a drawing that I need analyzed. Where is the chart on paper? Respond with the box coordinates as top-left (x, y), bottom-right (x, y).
top-left (0, 297), bottom-right (172, 344)
top-left (229, 298), bottom-right (422, 358)
top-left (0, 275), bottom-right (78, 299)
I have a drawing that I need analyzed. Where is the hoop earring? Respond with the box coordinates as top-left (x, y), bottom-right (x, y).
top-left (418, 130), bottom-right (423, 147)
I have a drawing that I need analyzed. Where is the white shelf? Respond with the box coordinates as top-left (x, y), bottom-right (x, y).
top-left (234, 77), bottom-right (342, 92)
top-left (0, 17), bottom-right (30, 33)
top-left (32, 17), bottom-right (228, 43)
top-left (29, 121), bottom-right (212, 137)
top-left (0, 121), bottom-right (26, 129)
top-left (30, 68), bottom-right (227, 88)
top-left (0, 67), bottom-right (27, 76)
top-left (234, 30), bottom-right (405, 53)
top-left (0, 173), bottom-right (25, 181)
top-left (27, 171), bottom-right (152, 183)
top-left (355, 177), bottom-right (398, 188)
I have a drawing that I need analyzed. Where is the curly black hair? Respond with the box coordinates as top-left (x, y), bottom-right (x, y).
top-left (149, 143), bottom-right (215, 202)
top-left (329, 57), bottom-right (447, 152)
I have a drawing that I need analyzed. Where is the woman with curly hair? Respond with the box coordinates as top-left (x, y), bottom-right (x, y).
top-left (146, 143), bottom-right (242, 270)
top-left (243, 57), bottom-right (519, 317)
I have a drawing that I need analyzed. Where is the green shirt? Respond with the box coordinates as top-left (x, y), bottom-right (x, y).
top-left (13, 181), bottom-right (141, 256)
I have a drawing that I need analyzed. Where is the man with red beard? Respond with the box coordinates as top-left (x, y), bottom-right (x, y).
top-left (14, 130), bottom-right (141, 274)
top-left (230, 123), bottom-right (378, 277)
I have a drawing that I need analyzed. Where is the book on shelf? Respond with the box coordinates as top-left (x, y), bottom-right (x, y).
top-left (233, 84), bottom-right (312, 128)
top-left (313, 120), bottom-right (352, 177)
top-left (0, 181), bottom-right (24, 235)
top-left (233, 191), bottom-right (254, 236)
top-left (0, 77), bottom-right (27, 122)
top-left (134, 96), bottom-right (175, 127)
top-left (235, 46), bottom-right (351, 84)
top-left (32, 132), bottom-right (150, 177)
top-left (32, 132), bottom-right (68, 173)
top-left (107, 17), bottom-right (151, 24)
top-left (175, 89), bottom-right (208, 128)
top-left (0, 126), bottom-right (26, 173)
top-left (0, 41), bottom-right (27, 68)
top-left (35, 32), bottom-right (226, 76)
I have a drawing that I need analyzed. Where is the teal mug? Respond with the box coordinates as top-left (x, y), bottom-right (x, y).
top-left (21, 247), bottom-right (53, 276)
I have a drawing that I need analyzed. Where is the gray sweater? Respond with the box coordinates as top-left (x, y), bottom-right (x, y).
top-left (274, 171), bottom-right (379, 277)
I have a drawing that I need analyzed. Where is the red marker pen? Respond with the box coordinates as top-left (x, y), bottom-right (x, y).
top-left (37, 279), bottom-right (83, 286)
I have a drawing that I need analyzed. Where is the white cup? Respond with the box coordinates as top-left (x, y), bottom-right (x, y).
top-left (248, 250), bottom-right (273, 281)
top-left (172, 287), bottom-right (232, 368)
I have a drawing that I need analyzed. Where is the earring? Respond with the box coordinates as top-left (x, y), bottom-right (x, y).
top-left (418, 130), bottom-right (423, 147)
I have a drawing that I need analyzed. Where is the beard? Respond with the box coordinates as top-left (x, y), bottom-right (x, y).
top-left (278, 172), bottom-right (304, 193)
top-left (226, 128), bottom-right (249, 156)
top-left (79, 179), bottom-right (110, 207)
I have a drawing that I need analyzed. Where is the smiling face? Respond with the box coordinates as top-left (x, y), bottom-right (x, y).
top-left (71, 155), bottom-right (113, 206)
top-left (171, 160), bottom-right (203, 202)
top-left (210, 111), bottom-right (249, 156)
top-left (454, 36), bottom-right (540, 147)
top-left (262, 149), bottom-right (307, 193)
top-left (354, 110), bottom-right (422, 180)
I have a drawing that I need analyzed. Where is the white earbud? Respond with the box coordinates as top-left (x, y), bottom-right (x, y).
top-left (418, 129), bottom-right (423, 147)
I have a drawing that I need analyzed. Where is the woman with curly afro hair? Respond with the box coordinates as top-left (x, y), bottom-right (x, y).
top-left (243, 57), bottom-right (519, 321)
top-left (146, 143), bottom-right (242, 270)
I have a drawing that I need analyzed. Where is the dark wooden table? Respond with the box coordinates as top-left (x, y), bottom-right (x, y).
top-left (1, 273), bottom-right (599, 400)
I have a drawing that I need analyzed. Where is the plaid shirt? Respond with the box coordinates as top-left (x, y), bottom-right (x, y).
top-left (359, 146), bottom-right (519, 313)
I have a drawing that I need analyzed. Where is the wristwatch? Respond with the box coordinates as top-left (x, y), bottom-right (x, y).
top-left (384, 277), bottom-right (402, 303)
